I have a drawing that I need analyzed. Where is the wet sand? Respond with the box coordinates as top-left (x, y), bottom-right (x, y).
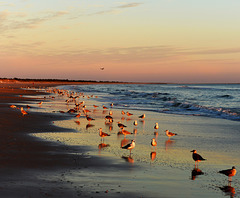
top-left (1, 80), bottom-right (239, 197)
top-left (0, 80), bottom-right (143, 197)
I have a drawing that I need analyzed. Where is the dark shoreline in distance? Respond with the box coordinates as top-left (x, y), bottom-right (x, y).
top-left (0, 78), bottom-right (239, 85)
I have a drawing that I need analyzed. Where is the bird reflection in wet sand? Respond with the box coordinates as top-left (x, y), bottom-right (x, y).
top-left (122, 155), bottom-right (134, 164)
top-left (150, 152), bottom-right (157, 161)
top-left (86, 124), bottom-right (94, 129)
top-left (133, 128), bottom-right (137, 135)
top-left (74, 120), bottom-right (80, 125)
top-left (191, 167), bottom-right (204, 180)
top-left (98, 143), bottom-right (110, 151)
top-left (165, 139), bottom-right (175, 151)
top-left (219, 184), bottom-right (235, 198)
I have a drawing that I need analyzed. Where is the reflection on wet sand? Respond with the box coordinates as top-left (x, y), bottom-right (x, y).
top-left (122, 155), bottom-right (134, 164)
top-left (98, 143), bottom-right (110, 150)
top-left (191, 167), bottom-right (204, 180)
top-left (86, 124), bottom-right (94, 129)
top-left (165, 139), bottom-right (175, 151)
top-left (150, 151), bottom-right (157, 161)
top-left (133, 128), bottom-right (137, 135)
top-left (74, 120), bottom-right (80, 125)
top-left (219, 184), bottom-right (235, 198)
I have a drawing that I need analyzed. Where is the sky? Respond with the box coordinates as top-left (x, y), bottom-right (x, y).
top-left (1, 0), bottom-right (240, 83)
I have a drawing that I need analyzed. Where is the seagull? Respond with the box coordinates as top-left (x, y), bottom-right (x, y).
top-left (154, 123), bottom-right (159, 130)
top-left (126, 112), bottom-right (133, 116)
top-left (133, 120), bottom-right (138, 127)
top-left (121, 140), bottom-right (135, 155)
top-left (105, 115), bottom-right (113, 123)
top-left (191, 150), bottom-right (206, 166)
top-left (119, 129), bottom-right (132, 137)
top-left (219, 166), bottom-right (237, 182)
top-left (117, 122), bottom-right (127, 129)
top-left (10, 105), bottom-right (17, 108)
top-left (151, 138), bottom-right (157, 149)
top-left (86, 115), bottom-right (95, 122)
top-left (20, 107), bottom-right (28, 116)
top-left (103, 105), bottom-right (108, 109)
top-left (165, 130), bottom-right (177, 139)
top-left (139, 114), bottom-right (145, 119)
top-left (121, 110), bottom-right (125, 115)
top-left (98, 128), bottom-right (110, 142)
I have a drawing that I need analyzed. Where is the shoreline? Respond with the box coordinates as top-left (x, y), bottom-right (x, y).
top-left (0, 81), bottom-right (144, 198)
top-left (1, 81), bottom-right (239, 198)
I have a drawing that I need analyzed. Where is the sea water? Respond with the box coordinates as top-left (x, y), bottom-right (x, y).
top-left (58, 83), bottom-right (240, 122)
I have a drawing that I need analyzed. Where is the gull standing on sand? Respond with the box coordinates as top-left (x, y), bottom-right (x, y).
top-left (117, 122), bottom-right (127, 129)
top-left (151, 138), bottom-right (157, 149)
top-left (126, 112), bottom-right (133, 116)
top-left (86, 115), bottom-right (95, 122)
top-left (133, 120), bottom-right (138, 127)
top-left (219, 166), bottom-right (237, 182)
top-left (105, 115), bottom-right (113, 123)
top-left (191, 150), bottom-right (206, 166)
top-left (98, 128), bottom-right (110, 142)
top-left (121, 140), bottom-right (135, 155)
top-left (165, 130), bottom-right (177, 139)
top-left (139, 114), bottom-right (145, 119)
top-left (121, 110), bottom-right (125, 115)
top-left (154, 123), bottom-right (159, 130)
top-left (20, 107), bottom-right (28, 116)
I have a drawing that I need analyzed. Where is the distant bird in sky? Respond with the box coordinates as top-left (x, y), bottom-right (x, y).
top-left (121, 140), bottom-right (135, 155)
top-left (191, 150), bottom-right (206, 166)
top-left (100, 67), bottom-right (104, 70)
top-left (219, 166), bottom-right (237, 182)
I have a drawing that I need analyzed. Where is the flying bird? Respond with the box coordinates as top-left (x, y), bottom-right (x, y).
top-left (100, 67), bottom-right (104, 70)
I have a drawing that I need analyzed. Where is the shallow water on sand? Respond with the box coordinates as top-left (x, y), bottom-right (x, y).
top-left (30, 87), bottom-right (240, 198)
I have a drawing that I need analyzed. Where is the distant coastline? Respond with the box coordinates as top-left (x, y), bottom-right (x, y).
top-left (0, 78), bottom-right (239, 85)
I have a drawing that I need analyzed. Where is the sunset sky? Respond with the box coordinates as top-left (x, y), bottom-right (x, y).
top-left (1, 0), bottom-right (240, 83)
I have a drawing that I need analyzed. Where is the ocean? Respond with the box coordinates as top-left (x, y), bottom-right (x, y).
top-left (58, 83), bottom-right (240, 122)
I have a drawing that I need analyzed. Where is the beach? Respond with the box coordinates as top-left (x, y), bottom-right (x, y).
top-left (0, 80), bottom-right (239, 198)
